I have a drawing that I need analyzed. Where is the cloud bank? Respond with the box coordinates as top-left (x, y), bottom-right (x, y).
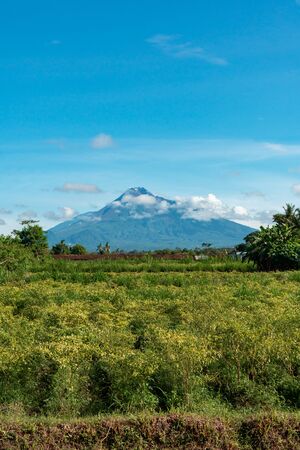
top-left (112, 191), bottom-right (264, 226)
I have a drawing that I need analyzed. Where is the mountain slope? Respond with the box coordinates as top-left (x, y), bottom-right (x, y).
top-left (47, 187), bottom-right (255, 251)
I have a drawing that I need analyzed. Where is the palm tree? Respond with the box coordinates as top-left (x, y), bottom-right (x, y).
top-left (273, 203), bottom-right (300, 229)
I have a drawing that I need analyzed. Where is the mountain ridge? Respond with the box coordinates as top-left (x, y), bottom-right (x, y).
top-left (47, 187), bottom-right (255, 251)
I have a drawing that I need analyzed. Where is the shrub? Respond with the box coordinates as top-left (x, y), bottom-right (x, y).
top-left (51, 240), bottom-right (70, 255)
top-left (243, 224), bottom-right (300, 271)
top-left (0, 235), bottom-right (34, 279)
top-left (13, 220), bottom-right (48, 256)
top-left (70, 244), bottom-right (87, 255)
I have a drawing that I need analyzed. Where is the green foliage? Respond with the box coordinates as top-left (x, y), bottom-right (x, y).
top-left (97, 243), bottom-right (105, 254)
top-left (51, 241), bottom-right (88, 256)
top-left (242, 204), bottom-right (300, 271)
top-left (0, 260), bottom-right (299, 419)
top-left (97, 242), bottom-right (111, 254)
top-left (273, 203), bottom-right (300, 230)
top-left (70, 244), bottom-right (87, 255)
top-left (0, 235), bottom-right (34, 280)
top-left (51, 240), bottom-right (70, 255)
top-left (243, 225), bottom-right (300, 271)
top-left (13, 220), bottom-right (48, 256)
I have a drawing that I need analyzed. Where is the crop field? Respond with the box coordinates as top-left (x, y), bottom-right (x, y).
top-left (0, 258), bottom-right (299, 449)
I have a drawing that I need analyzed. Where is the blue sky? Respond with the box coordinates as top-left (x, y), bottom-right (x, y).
top-left (1, 0), bottom-right (300, 232)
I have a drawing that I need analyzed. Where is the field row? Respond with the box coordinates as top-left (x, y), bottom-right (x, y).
top-left (0, 264), bottom-right (299, 417)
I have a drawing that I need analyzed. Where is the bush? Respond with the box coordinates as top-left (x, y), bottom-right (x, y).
top-left (70, 244), bottom-right (87, 255)
top-left (0, 235), bottom-right (34, 279)
top-left (51, 240), bottom-right (70, 255)
top-left (13, 220), bottom-right (48, 256)
top-left (243, 224), bottom-right (300, 271)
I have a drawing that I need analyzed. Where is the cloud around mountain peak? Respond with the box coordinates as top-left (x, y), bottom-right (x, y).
top-left (108, 187), bottom-right (250, 223)
top-left (47, 186), bottom-right (255, 251)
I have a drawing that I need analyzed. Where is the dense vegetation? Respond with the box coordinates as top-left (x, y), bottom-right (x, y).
top-left (241, 204), bottom-right (300, 270)
top-left (0, 214), bottom-right (299, 448)
top-left (51, 240), bottom-right (88, 255)
top-left (0, 258), bottom-right (299, 420)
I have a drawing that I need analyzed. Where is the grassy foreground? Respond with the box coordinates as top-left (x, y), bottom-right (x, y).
top-left (0, 258), bottom-right (299, 448)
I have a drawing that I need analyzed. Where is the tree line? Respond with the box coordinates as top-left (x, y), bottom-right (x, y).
top-left (51, 240), bottom-right (111, 255)
top-left (0, 204), bottom-right (300, 271)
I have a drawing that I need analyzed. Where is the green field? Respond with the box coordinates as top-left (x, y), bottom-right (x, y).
top-left (0, 258), bottom-right (299, 448)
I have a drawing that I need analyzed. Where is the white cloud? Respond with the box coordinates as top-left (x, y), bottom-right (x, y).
top-left (263, 142), bottom-right (287, 153)
top-left (44, 207), bottom-right (78, 222)
top-left (0, 219), bottom-right (6, 226)
top-left (0, 208), bottom-right (12, 215)
top-left (174, 194), bottom-right (249, 222)
top-left (122, 194), bottom-right (157, 206)
top-left (261, 141), bottom-right (300, 156)
top-left (237, 210), bottom-right (277, 229)
top-left (43, 186), bottom-right (279, 230)
top-left (55, 183), bottom-right (102, 194)
top-left (116, 191), bottom-right (253, 223)
top-left (60, 207), bottom-right (77, 219)
top-left (157, 200), bottom-right (170, 213)
top-left (91, 133), bottom-right (114, 149)
top-left (147, 34), bottom-right (228, 66)
top-left (118, 193), bottom-right (172, 218)
top-left (233, 206), bottom-right (248, 217)
top-left (115, 189), bottom-right (281, 228)
top-left (18, 210), bottom-right (38, 221)
top-left (253, 210), bottom-right (277, 223)
top-left (292, 183), bottom-right (300, 195)
top-left (111, 201), bottom-right (122, 208)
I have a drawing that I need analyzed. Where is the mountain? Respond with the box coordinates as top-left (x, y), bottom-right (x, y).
top-left (47, 187), bottom-right (255, 251)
